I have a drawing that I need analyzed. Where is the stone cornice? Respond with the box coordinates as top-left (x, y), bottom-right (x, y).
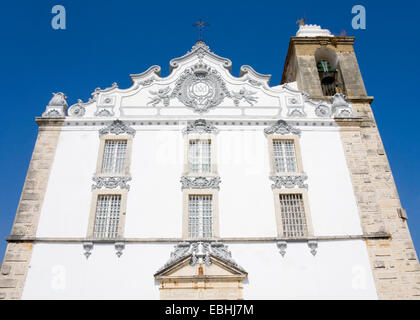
top-left (6, 232), bottom-right (391, 243)
top-left (289, 36), bottom-right (355, 46)
top-left (35, 118), bottom-right (65, 127)
top-left (310, 95), bottom-right (374, 104)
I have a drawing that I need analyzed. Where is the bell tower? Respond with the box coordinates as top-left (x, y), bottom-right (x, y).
top-left (281, 24), bottom-right (420, 300)
top-left (282, 24), bottom-right (370, 100)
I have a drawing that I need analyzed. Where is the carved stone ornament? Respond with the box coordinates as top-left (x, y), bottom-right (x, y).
top-left (171, 62), bottom-right (231, 113)
top-left (270, 175), bottom-right (308, 189)
top-left (92, 176), bottom-right (132, 190)
top-left (277, 241), bottom-right (287, 257)
top-left (232, 87), bottom-right (259, 106)
top-left (182, 119), bottom-right (219, 135)
top-left (48, 92), bottom-right (68, 107)
top-left (42, 109), bottom-right (64, 118)
top-left (115, 242), bottom-right (125, 258)
top-left (68, 99), bottom-right (86, 118)
top-left (180, 176), bottom-right (221, 190)
top-left (139, 78), bottom-right (154, 86)
top-left (94, 108), bottom-right (114, 117)
top-left (156, 242), bottom-right (246, 273)
top-left (308, 240), bottom-right (318, 256)
top-left (99, 120), bottom-right (136, 136)
top-left (315, 104), bottom-right (332, 118)
top-left (264, 120), bottom-right (301, 136)
top-left (287, 106), bottom-right (306, 118)
top-left (332, 93), bottom-right (354, 118)
top-left (42, 92), bottom-right (68, 118)
top-left (83, 242), bottom-right (94, 259)
top-left (147, 86), bottom-right (171, 107)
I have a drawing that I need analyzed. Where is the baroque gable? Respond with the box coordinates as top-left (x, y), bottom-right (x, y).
top-left (44, 41), bottom-right (355, 121)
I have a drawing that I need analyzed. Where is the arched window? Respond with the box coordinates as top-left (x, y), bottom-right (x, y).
top-left (315, 48), bottom-right (345, 96)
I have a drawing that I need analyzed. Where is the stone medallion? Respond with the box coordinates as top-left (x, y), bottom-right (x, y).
top-left (171, 62), bottom-right (230, 113)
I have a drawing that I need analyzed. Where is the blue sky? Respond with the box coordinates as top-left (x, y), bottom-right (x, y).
top-left (0, 0), bottom-right (418, 262)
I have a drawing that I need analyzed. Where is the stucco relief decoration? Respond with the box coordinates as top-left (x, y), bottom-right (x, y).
top-left (156, 242), bottom-right (246, 273)
top-left (99, 120), bottom-right (136, 136)
top-left (180, 176), bottom-right (221, 190)
top-left (264, 120), bottom-right (301, 136)
top-left (182, 119), bottom-right (219, 135)
top-left (95, 109), bottom-right (114, 117)
top-left (68, 99), bottom-right (86, 118)
top-left (332, 93), bottom-right (354, 118)
top-left (147, 86), bottom-right (171, 107)
top-left (83, 242), bottom-right (94, 259)
top-left (42, 92), bottom-right (68, 118)
top-left (232, 87), bottom-right (259, 106)
top-left (115, 242), bottom-right (125, 258)
top-left (277, 241), bottom-right (287, 257)
top-left (270, 175), bottom-right (308, 189)
top-left (315, 103), bottom-right (332, 118)
top-left (285, 95), bottom-right (306, 118)
top-left (171, 62), bottom-right (230, 113)
top-left (248, 79), bottom-right (263, 87)
top-left (92, 176), bottom-right (132, 190)
top-left (308, 240), bottom-right (318, 256)
top-left (287, 106), bottom-right (306, 118)
top-left (94, 94), bottom-right (116, 117)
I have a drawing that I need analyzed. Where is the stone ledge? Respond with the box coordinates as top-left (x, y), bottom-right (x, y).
top-left (5, 233), bottom-right (391, 244)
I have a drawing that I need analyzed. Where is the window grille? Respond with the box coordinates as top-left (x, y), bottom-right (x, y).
top-left (102, 140), bottom-right (127, 174)
top-left (189, 140), bottom-right (211, 174)
top-left (273, 140), bottom-right (297, 173)
top-left (279, 194), bottom-right (307, 238)
top-left (93, 195), bottom-right (121, 238)
top-left (188, 195), bottom-right (212, 238)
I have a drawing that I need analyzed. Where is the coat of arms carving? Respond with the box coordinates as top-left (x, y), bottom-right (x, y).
top-left (171, 62), bottom-right (230, 113)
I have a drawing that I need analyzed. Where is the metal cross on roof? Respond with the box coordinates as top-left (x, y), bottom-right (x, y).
top-left (296, 12), bottom-right (307, 26)
top-left (193, 18), bottom-right (209, 41)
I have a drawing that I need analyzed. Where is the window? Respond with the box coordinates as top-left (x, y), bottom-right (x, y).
top-left (188, 195), bottom-right (212, 238)
top-left (278, 194), bottom-right (307, 238)
top-left (273, 140), bottom-right (297, 173)
top-left (189, 140), bottom-right (211, 174)
top-left (102, 140), bottom-right (127, 174)
top-left (93, 195), bottom-right (122, 238)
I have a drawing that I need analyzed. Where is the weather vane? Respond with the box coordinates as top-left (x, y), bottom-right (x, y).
top-left (193, 18), bottom-right (209, 41)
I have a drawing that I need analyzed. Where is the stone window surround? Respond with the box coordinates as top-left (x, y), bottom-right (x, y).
top-left (182, 189), bottom-right (220, 240)
top-left (86, 188), bottom-right (128, 239)
top-left (272, 188), bottom-right (314, 238)
top-left (183, 133), bottom-right (218, 177)
top-left (95, 134), bottom-right (133, 177)
top-left (266, 134), bottom-right (304, 177)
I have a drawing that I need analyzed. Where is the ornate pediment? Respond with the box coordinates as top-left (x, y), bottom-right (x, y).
top-left (180, 176), bottom-right (221, 190)
top-left (264, 120), bottom-right (301, 136)
top-left (51, 41), bottom-right (355, 121)
top-left (154, 242), bottom-right (247, 300)
top-left (182, 119), bottom-right (219, 135)
top-left (99, 120), bottom-right (136, 136)
top-left (155, 242), bottom-right (246, 276)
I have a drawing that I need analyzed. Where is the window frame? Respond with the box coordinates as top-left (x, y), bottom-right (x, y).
top-left (267, 134), bottom-right (304, 176)
top-left (272, 189), bottom-right (313, 238)
top-left (87, 189), bottom-right (128, 239)
top-left (182, 189), bottom-right (219, 240)
top-left (183, 133), bottom-right (218, 177)
top-left (95, 134), bottom-right (133, 177)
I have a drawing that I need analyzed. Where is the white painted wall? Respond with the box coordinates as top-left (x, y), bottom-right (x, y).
top-left (31, 124), bottom-right (372, 299)
top-left (22, 241), bottom-right (377, 300)
top-left (37, 126), bottom-right (362, 239)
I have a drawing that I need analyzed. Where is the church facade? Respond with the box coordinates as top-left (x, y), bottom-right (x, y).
top-left (1, 24), bottom-right (419, 300)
